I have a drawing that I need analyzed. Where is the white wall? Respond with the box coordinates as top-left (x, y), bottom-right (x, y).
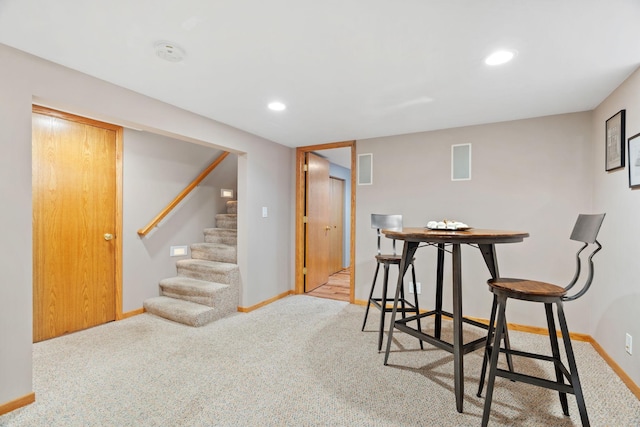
top-left (0, 43), bottom-right (294, 407)
top-left (0, 45), bottom-right (34, 408)
top-left (591, 67), bottom-right (640, 385)
top-left (356, 112), bottom-right (593, 334)
top-left (122, 130), bottom-right (237, 312)
top-left (237, 147), bottom-right (294, 305)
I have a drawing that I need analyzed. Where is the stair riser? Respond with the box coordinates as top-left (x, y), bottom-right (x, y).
top-left (204, 235), bottom-right (237, 245)
top-left (158, 278), bottom-right (222, 307)
top-left (215, 217), bottom-right (237, 229)
top-left (161, 286), bottom-right (236, 309)
top-left (145, 307), bottom-right (214, 327)
top-left (177, 263), bottom-right (239, 286)
top-left (161, 290), bottom-right (213, 307)
top-left (191, 247), bottom-right (237, 264)
top-left (203, 228), bottom-right (237, 244)
top-left (143, 297), bottom-right (216, 327)
top-left (226, 201), bottom-right (237, 214)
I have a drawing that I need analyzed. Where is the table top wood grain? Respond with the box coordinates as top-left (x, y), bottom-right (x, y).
top-left (382, 227), bottom-right (529, 244)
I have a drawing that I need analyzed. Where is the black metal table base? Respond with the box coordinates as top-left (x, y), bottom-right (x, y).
top-left (392, 310), bottom-right (488, 355)
top-left (383, 241), bottom-right (502, 413)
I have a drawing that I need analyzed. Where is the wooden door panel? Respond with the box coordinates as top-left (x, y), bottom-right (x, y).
top-left (32, 111), bottom-right (117, 342)
top-left (304, 153), bottom-right (330, 291)
top-left (329, 177), bottom-right (344, 274)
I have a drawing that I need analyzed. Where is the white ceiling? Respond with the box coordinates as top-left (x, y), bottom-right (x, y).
top-left (1, 1), bottom-right (640, 149)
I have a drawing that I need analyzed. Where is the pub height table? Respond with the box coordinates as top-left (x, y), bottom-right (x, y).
top-left (381, 226), bottom-right (529, 413)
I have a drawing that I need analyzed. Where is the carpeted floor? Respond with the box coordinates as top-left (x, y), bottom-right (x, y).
top-left (1, 295), bottom-right (638, 426)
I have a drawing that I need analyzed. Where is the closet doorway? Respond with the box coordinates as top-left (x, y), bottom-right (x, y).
top-left (32, 106), bottom-right (123, 342)
top-left (295, 141), bottom-right (355, 303)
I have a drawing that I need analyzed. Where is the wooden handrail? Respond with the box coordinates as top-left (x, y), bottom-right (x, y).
top-left (137, 151), bottom-right (231, 237)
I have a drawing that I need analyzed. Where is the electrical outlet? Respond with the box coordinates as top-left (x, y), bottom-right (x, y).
top-left (626, 333), bottom-right (633, 355)
top-left (409, 282), bottom-right (421, 294)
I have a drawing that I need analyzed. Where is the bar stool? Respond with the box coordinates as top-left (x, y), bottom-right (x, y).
top-left (477, 213), bottom-right (605, 427)
top-left (361, 214), bottom-right (423, 351)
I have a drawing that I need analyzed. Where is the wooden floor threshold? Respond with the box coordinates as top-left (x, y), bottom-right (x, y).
top-left (307, 268), bottom-right (350, 302)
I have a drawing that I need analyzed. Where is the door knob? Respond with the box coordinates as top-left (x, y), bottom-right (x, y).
top-left (325, 226), bottom-right (331, 231)
top-left (104, 233), bottom-right (114, 241)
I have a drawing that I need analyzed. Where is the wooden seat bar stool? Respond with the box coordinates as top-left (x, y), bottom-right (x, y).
top-left (477, 213), bottom-right (605, 427)
top-left (361, 214), bottom-right (423, 351)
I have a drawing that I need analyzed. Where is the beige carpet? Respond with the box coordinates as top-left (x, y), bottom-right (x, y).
top-left (1, 295), bottom-right (638, 426)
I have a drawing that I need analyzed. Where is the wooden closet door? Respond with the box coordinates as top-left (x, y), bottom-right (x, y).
top-left (32, 107), bottom-right (119, 342)
top-left (328, 177), bottom-right (344, 274)
top-left (304, 152), bottom-right (330, 291)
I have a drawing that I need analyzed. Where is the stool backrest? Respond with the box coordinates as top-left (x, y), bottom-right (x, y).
top-left (564, 213), bottom-right (606, 301)
top-left (570, 213), bottom-right (605, 244)
top-left (371, 214), bottom-right (402, 255)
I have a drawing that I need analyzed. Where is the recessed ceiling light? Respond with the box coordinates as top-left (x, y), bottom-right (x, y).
top-left (154, 41), bottom-right (185, 62)
top-left (484, 50), bottom-right (517, 66)
top-left (268, 101), bottom-right (286, 111)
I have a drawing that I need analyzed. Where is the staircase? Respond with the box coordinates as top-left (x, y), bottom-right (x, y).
top-left (143, 201), bottom-right (239, 327)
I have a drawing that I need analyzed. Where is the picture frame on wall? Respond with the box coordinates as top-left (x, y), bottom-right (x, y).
top-left (605, 109), bottom-right (625, 171)
top-left (628, 132), bottom-right (640, 188)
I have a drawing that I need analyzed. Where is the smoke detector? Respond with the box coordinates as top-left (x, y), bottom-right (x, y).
top-left (154, 41), bottom-right (185, 62)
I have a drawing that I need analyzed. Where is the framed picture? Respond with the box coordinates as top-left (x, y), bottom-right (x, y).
top-left (628, 133), bottom-right (640, 188)
top-left (605, 109), bottom-right (625, 171)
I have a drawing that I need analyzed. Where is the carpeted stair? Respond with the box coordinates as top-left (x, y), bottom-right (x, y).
top-left (144, 200), bottom-right (239, 327)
